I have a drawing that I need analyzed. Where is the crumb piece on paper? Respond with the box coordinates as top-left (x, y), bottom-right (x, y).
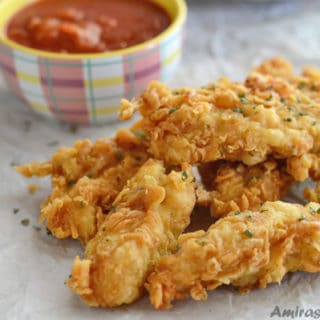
top-left (28, 184), bottom-right (39, 194)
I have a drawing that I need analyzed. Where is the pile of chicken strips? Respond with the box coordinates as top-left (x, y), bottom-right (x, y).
top-left (16, 57), bottom-right (320, 309)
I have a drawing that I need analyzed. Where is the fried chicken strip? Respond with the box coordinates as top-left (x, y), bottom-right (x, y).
top-left (246, 57), bottom-right (320, 182)
top-left (197, 159), bottom-right (294, 218)
top-left (119, 80), bottom-right (313, 166)
top-left (15, 130), bottom-right (148, 243)
top-left (67, 159), bottom-right (196, 307)
top-left (147, 201), bottom-right (320, 309)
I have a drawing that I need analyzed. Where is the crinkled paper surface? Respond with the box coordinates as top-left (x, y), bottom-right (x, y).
top-left (1, 1), bottom-right (320, 319)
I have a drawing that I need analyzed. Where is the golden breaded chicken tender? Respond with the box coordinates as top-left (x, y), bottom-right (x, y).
top-left (67, 159), bottom-right (196, 307)
top-left (119, 80), bottom-right (313, 166)
top-left (197, 159), bottom-right (294, 218)
top-left (147, 201), bottom-right (320, 309)
top-left (15, 130), bottom-right (149, 243)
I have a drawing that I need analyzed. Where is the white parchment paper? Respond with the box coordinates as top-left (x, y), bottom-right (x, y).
top-left (1, 1), bottom-right (320, 319)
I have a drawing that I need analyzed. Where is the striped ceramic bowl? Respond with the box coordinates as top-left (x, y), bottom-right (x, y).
top-left (0, 0), bottom-right (186, 125)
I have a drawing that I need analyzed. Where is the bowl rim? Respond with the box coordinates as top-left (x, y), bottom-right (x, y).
top-left (0, 0), bottom-right (187, 60)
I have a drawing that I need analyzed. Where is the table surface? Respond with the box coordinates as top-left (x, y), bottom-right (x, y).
top-left (1, 1), bottom-right (320, 319)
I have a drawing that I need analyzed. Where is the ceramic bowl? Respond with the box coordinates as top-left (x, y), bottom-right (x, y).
top-left (0, 0), bottom-right (187, 125)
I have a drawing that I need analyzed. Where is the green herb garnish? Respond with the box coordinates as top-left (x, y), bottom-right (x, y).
top-left (247, 174), bottom-right (264, 183)
top-left (266, 94), bottom-right (273, 101)
top-left (234, 211), bottom-right (240, 215)
top-left (47, 140), bottom-right (59, 147)
top-left (13, 208), bottom-right (19, 214)
top-left (116, 149), bottom-right (123, 160)
top-left (169, 107), bottom-right (178, 114)
top-left (21, 218), bottom-right (30, 226)
top-left (283, 118), bottom-right (292, 122)
top-left (298, 81), bottom-right (307, 89)
top-left (220, 146), bottom-right (227, 155)
top-left (23, 120), bottom-right (31, 132)
top-left (86, 173), bottom-right (93, 178)
top-left (233, 108), bottom-right (243, 114)
top-left (33, 226), bottom-right (41, 232)
top-left (260, 209), bottom-right (268, 213)
top-left (238, 93), bottom-right (247, 104)
top-left (67, 179), bottom-right (76, 187)
top-left (182, 171), bottom-right (188, 181)
top-left (133, 130), bottom-right (146, 140)
top-left (69, 124), bottom-right (78, 134)
top-left (243, 230), bottom-right (253, 238)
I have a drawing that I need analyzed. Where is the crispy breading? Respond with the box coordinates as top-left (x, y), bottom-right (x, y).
top-left (16, 130), bottom-right (149, 243)
top-left (119, 80), bottom-right (313, 166)
top-left (197, 159), bottom-right (294, 218)
top-left (246, 57), bottom-right (320, 182)
top-left (146, 201), bottom-right (320, 309)
top-left (67, 159), bottom-right (196, 307)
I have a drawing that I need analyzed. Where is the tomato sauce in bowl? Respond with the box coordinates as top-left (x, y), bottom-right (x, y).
top-left (6, 0), bottom-right (171, 54)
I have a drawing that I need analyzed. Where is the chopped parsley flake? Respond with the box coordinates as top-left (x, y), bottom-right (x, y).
top-left (309, 207), bottom-right (320, 214)
top-left (23, 120), bottom-right (32, 132)
top-left (116, 149), bottom-right (123, 160)
top-left (243, 230), bottom-right (253, 238)
top-left (47, 140), bottom-right (59, 147)
top-left (133, 130), bottom-right (146, 140)
top-left (283, 118), bottom-right (292, 122)
top-left (247, 174), bottom-right (264, 183)
top-left (33, 226), bottom-right (41, 232)
top-left (233, 107), bottom-right (243, 114)
top-left (13, 208), bottom-right (20, 214)
top-left (46, 229), bottom-right (52, 236)
top-left (69, 124), bottom-right (78, 134)
top-left (260, 209), bottom-right (268, 213)
top-left (298, 214), bottom-right (306, 222)
top-left (86, 173), bottom-right (93, 178)
top-left (182, 171), bottom-right (188, 181)
top-left (169, 107), bottom-right (178, 114)
top-left (110, 205), bottom-right (117, 212)
top-left (298, 81), bottom-right (307, 89)
top-left (266, 94), bottom-right (273, 101)
top-left (220, 146), bottom-right (227, 154)
top-left (234, 211), bottom-right (241, 215)
top-left (238, 93), bottom-right (247, 104)
top-left (21, 218), bottom-right (30, 226)
top-left (312, 121), bottom-right (317, 126)
top-left (67, 179), bottom-right (76, 187)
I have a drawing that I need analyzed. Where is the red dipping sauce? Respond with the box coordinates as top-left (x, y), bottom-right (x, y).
top-left (6, 0), bottom-right (171, 54)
